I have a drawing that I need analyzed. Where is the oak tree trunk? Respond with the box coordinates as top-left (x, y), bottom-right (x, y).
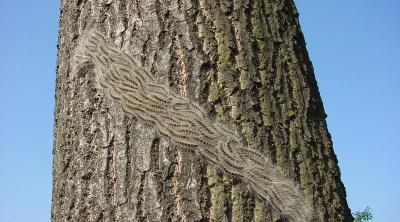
top-left (52, 0), bottom-right (352, 221)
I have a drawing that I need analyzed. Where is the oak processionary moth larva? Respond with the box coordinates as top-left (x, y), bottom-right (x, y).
top-left (72, 29), bottom-right (316, 222)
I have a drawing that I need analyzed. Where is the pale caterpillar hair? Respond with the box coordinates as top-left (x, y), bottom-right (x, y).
top-left (72, 29), bottom-right (317, 222)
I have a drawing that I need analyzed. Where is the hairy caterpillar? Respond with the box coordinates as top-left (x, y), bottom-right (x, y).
top-left (72, 30), bottom-right (316, 222)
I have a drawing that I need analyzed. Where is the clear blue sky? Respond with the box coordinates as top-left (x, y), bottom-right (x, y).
top-left (0, 0), bottom-right (398, 221)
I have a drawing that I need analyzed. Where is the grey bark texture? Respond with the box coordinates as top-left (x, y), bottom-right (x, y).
top-left (52, 0), bottom-right (353, 221)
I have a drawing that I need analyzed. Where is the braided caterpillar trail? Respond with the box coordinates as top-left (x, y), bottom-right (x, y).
top-left (72, 30), bottom-right (316, 222)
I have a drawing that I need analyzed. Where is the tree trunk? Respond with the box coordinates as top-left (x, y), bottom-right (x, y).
top-left (52, 0), bottom-right (352, 221)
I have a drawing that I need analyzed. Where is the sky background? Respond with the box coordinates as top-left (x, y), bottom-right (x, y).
top-left (0, 0), bottom-right (398, 221)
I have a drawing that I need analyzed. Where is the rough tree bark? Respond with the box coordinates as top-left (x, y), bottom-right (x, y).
top-left (52, 0), bottom-right (353, 221)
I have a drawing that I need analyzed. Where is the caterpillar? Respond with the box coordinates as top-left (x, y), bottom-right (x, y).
top-left (72, 29), bottom-right (316, 222)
